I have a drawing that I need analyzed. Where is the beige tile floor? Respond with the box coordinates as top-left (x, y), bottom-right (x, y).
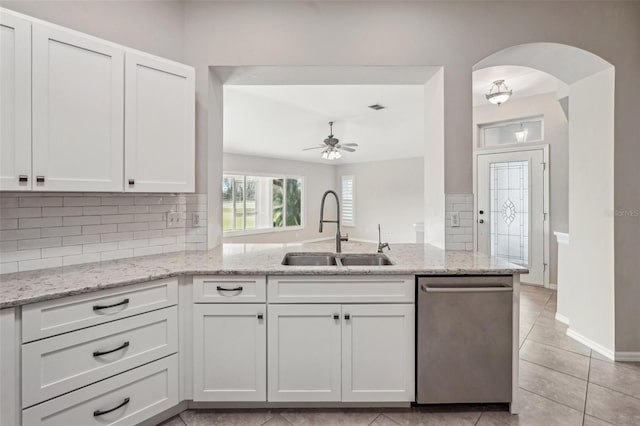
top-left (160, 285), bottom-right (640, 426)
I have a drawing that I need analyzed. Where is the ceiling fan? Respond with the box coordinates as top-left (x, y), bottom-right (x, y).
top-left (302, 122), bottom-right (358, 160)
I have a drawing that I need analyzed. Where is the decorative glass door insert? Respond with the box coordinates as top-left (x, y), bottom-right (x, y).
top-left (489, 161), bottom-right (529, 266)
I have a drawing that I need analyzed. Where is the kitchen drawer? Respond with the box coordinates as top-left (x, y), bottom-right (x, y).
top-left (22, 354), bottom-right (178, 426)
top-left (193, 275), bottom-right (266, 303)
top-left (22, 278), bottom-right (178, 342)
top-left (22, 306), bottom-right (178, 407)
top-left (267, 275), bottom-right (415, 304)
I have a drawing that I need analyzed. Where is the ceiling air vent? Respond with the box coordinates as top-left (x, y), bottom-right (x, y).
top-left (368, 104), bottom-right (386, 111)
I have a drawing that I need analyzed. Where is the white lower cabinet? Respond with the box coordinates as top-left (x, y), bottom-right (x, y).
top-left (22, 306), bottom-right (178, 407)
top-left (342, 304), bottom-right (415, 402)
top-left (268, 303), bottom-right (415, 403)
top-left (22, 354), bottom-right (178, 426)
top-left (268, 304), bottom-right (342, 402)
top-left (193, 304), bottom-right (267, 401)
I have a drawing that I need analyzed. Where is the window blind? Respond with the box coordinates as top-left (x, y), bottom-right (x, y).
top-left (341, 175), bottom-right (355, 227)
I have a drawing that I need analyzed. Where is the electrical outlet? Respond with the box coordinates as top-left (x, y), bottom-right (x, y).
top-left (167, 212), bottom-right (182, 228)
top-left (450, 212), bottom-right (460, 227)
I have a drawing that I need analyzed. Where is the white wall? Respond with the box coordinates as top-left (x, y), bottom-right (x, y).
top-left (222, 153), bottom-right (335, 244)
top-left (334, 157), bottom-right (424, 244)
top-left (473, 92), bottom-right (569, 285)
top-left (423, 69), bottom-right (445, 248)
top-left (1, 1), bottom-right (184, 63)
top-left (566, 68), bottom-right (616, 355)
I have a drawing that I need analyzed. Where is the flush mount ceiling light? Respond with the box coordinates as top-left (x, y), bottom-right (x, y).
top-left (485, 80), bottom-right (513, 106)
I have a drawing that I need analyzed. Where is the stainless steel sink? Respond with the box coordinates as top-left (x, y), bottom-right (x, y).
top-left (281, 252), bottom-right (338, 266)
top-left (339, 253), bottom-right (394, 266)
top-left (281, 252), bottom-right (393, 266)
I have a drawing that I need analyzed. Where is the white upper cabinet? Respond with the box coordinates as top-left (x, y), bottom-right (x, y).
top-left (125, 52), bottom-right (195, 193)
top-left (32, 23), bottom-right (124, 192)
top-left (0, 13), bottom-right (31, 190)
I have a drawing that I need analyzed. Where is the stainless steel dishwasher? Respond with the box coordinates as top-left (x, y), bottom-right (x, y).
top-left (417, 275), bottom-right (513, 404)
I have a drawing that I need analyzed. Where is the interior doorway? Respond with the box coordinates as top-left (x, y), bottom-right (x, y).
top-left (476, 147), bottom-right (549, 286)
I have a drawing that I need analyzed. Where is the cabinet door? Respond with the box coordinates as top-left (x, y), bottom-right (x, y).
top-left (268, 304), bottom-right (342, 402)
top-left (342, 304), bottom-right (415, 402)
top-left (0, 13), bottom-right (31, 190)
top-left (32, 23), bottom-right (124, 191)
top-left (124, 52), bottom-right (195, 193)
top-left (193, 304), bottom-right (266, 401)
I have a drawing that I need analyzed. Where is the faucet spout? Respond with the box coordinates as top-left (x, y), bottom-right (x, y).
top-left (319, 190), bottom-right (348, 253)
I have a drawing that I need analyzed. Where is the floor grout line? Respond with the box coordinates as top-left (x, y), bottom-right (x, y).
top-left (518, 386), bottom-right (586, 415)
top-left (519, 356), bottom-right (589, 381)
top-left (582, 356), bottom-right (592, 426)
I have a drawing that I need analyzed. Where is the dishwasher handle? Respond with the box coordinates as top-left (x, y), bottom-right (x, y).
top-left (420, 284), bottom-right (512, 293)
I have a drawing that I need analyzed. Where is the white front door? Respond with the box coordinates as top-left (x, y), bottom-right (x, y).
top-left (477, 149), bottom-right (547, 285)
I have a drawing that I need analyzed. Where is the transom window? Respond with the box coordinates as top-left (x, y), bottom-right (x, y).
top-left (479, 116), bottom-right (543, 147)
top-left (222, 174), bottom-right (304, 234)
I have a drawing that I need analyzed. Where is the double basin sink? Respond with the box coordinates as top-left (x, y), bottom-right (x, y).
top-left (282, 252), bottom-right (393, 267)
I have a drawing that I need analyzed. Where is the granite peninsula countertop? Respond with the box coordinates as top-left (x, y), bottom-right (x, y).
top-left (0, 242), bottom-right (527, 308)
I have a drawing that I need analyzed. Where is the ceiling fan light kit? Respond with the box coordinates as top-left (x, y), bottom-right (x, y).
top-left (303, 121), bottom-right (359, 161)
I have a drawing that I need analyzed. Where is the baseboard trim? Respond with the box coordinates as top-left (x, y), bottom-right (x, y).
top-left (548, 283), bottom-right (558, 290)
top-left (554, 312), bottom-right (570, 326)
top-left (615, 352), bottom-right (640, 362)
top-left (566, 328), bottom-right (615, 360)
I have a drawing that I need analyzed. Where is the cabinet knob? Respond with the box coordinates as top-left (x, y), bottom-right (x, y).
top-left (18, 175), bottom-right (28, 182)
top-left (36, 176), bottom-right (45, 183)
top-left (344, 314), bottom-right (351, 320)
top-left (333, 313), bottom-right (340, 320)
top-left (257, 313), bottom-right (264, 320)
top-left (479, 219), bottom-right (485, 224)
top-left (128, 179), bottom-right (135, 186)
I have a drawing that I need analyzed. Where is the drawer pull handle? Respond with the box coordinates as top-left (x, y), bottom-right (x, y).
top-left (333, 313), bottom-right (340, 320)
top-left (216, 286), bottom-right (243, 292)
top-left (93, 341), bottom-right (130, 357)
top-left (344, 314), bottom-right (351, 320)
top-left (257, 313), bottom-right (264, 320)
top-left (19, 175), bottom-right (28, 182)
top-left (93, 298), bottom-right (130, 311)
top-left (93, 397), bottom-right (130, 417)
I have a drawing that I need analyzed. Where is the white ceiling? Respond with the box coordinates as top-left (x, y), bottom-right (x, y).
top-left (472, 65), bottom-right (568, 107)
top-left (223, 84), bottom-right (426, 164)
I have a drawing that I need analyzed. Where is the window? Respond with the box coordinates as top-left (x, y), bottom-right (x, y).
top-left (479, 116), bottom-right (543, 147)
top-left (222, 174), bottom-right (303, 234)
top-left (341, 175), bottom-right (355, 227)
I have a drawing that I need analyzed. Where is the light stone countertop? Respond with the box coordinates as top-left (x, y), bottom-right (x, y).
top-left (0, 242), bottom-right (527, 308)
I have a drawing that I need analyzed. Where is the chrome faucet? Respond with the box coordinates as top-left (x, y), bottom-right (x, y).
top-left (319, 190), bottom-right (348, 253)
top-left (377, 224), bottom-right (390, 253)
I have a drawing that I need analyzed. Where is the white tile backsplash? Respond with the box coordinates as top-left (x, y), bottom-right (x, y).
top-left (445, 193), bottom-right (474, 251)
top-left (0, 192), bottom-right (208, 272)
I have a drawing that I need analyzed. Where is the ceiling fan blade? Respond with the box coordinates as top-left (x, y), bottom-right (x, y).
top-left (340, 143), bottom-right (358, 147)
top-left (302, 145), bottom-right (326, 151)
top-left (339, 146), bottom-right (356, 152)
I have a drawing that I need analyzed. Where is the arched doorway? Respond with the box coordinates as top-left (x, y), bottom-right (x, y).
top-left (473, 43), bottom-right (617, 356)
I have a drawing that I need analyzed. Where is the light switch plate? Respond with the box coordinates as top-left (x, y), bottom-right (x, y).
top-left (450, 212), bottom-right (460, 227)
